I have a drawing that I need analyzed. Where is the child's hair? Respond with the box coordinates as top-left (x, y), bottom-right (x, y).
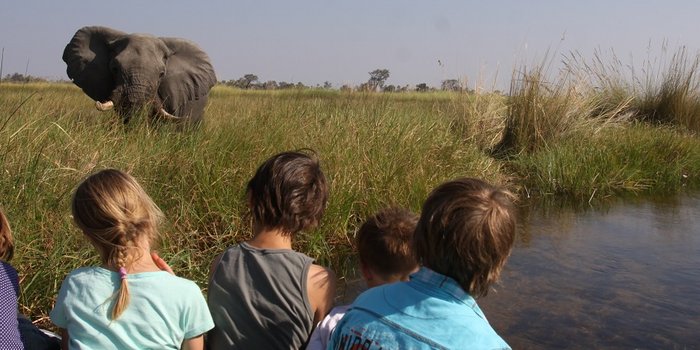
top-left (246, 150), bottom-right (328, 235)
top-left (0, 208), bottom-right (14, 262)
top-left (71, 168), bottom-right (163, 319)
top-left (356, 207), bottom-right (418, 281)
top-left (413, 178), bottom-right (516, 298)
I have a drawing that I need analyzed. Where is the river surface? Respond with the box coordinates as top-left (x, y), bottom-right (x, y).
top-left (338, 194), bottom-right (700, 349)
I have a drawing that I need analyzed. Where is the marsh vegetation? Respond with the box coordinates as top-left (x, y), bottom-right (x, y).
top-left (1, 50), bottom-right (699, 325)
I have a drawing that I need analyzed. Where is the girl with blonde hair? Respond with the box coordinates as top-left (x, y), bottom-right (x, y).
top-left (50, 169), bottom-right (213, 349)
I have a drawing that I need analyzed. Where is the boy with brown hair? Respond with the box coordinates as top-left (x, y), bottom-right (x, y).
top-left (329, 178), bottom-right (517, 350)
top-left (306, 207), bottom-right (419, 350)
top-left (207, 150), bottom-right (336, 350)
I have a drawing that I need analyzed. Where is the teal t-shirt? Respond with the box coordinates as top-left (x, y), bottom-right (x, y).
top-left (50, 267), bottom-right (214, 349)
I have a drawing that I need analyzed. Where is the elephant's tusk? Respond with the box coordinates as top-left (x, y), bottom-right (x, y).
top-left (95, 100), bottom-right (114, 111)
top-left (158, 108), bottom-right (182, 120)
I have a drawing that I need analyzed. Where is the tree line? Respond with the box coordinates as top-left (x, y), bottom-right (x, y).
top-left (0, 73), bottom-right (49, 83)
top-left (2, 69), bottom-right (476, 93)
top-left (220, 69), bottom-right (475, 93)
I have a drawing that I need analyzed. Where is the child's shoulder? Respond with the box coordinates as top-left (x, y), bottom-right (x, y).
top-left (1, 260), bottom-right (17, 273)
top-left (0, 261), bottom-right (19, 282)
top-left (350, 281), bottom-right (411, 313)
top-left (152, 272), bottom-right (201, 290)
top-left (65, 266), bottom-right (108, 279)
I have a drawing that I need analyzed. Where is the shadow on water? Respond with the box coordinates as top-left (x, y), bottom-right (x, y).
top-left (337, 194), bottom-right (700, 349)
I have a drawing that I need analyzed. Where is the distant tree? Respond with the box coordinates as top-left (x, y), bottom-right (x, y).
top-left (230, 74), bottom-right (259, 89)
top-left (441, 79), bottom-right (462, 92)
top-left (415, 83), bottom-right (429, 92)
top-left (382, 84), bottom-right (396, 92)
top-left (2, 73), bottom-right (46, 83)
top-left (323, 81), bottom-right (332, 89)
top-left (278, 81), bottom-right (294, 89)
top-left (295, 82), bottom-right (307, 89)
top-left (263, 80), bottom-right (278, 90)
top-left (243, 74), bottom-right (259, 88)
top-left (367, 69), bottom-right (390, 91)
top-left (340, 84), bottom-right (352, 92)
top-left (397, 85), bottom-right (410, 92)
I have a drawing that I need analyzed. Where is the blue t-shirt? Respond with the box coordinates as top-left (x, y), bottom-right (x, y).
top-left (50, 267), bottom-right (214, 349)
top-left (0, 261), bottom-right (23, 350)
top-left (328, 267), bottom-right (511, 350)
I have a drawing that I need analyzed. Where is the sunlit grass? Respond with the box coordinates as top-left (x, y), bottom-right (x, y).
top-left (1, 83), bottom-right (503, 325)
top-left (1, 51), bottom-right (700, 327)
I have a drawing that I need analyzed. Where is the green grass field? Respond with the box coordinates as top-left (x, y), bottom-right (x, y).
top-left (1, 65), bottom-right (699, 325)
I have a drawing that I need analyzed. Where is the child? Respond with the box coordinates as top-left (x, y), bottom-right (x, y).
top-left (1, 208), bottom-right (61, 350)
top-left (0, 208), bottom-right (25, 350)
top-left (329, 178), bottom-right (517, 350)
top-left (305, 206), bottom-right (419, 350)
top-left (207, 150), bottom-right (336, 349)
top-left (50, 169), bottom-right (214, 349)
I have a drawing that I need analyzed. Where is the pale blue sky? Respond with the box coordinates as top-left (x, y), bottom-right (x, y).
top-left (2, 1), bottom-right (700, 89)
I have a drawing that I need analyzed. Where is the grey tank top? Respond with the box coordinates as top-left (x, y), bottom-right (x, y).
top-left (207, 242), bottom-right (315, 350)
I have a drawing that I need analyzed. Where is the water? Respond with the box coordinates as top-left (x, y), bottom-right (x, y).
top-left (338, 195), bottom-right (700, 349)
top-left (480, 195), bottom-right (700, 349)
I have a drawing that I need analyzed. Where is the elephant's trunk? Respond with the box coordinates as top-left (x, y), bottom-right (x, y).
top-left (95, 100), bottom-right (114, 111)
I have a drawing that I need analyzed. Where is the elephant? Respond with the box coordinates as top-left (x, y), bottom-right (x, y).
top-left (63, 26), bottom-right (216, 124)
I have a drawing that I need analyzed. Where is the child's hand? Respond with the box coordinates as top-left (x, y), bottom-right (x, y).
top-left (151, 251), bottom-right (175, 275)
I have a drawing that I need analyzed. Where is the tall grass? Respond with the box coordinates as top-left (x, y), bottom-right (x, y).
top-left (1, 83), bottom-right (502, 324)
top-left (493, 48), bottom-right (700, 201)
top-left (494, 55), bottom-right (631, 156)
top-left (2, 47), bottom-right (700, 324)
top-left (574, 46), bottom-right (700, 132)
top-left (511, 125), bottom-right (700, 201)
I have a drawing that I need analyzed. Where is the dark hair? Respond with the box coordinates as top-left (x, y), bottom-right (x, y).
top-left (413, 178), bottom-right (516, 298)
top-left (0, 209), bottom-right (14, 261)
top-left (356, 207), bottom-right (418, 280)
top-left (246, 150), bottom-right (328, 235)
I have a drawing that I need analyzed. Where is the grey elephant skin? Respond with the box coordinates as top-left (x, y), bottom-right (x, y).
top-left (63, 26), bottom-right (216, 124)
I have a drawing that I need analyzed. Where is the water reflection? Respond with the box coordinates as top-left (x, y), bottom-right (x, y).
top-left (336, 194), bottom-right (700, 349)
top-left (479, 194), bottom-right (700, 349)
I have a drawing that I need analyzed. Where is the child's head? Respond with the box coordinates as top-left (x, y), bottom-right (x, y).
top-left (414, 178), bottom-right (516, 298)
top-left (72, 169), bottom-right (163, 319)
top-left (246, 150), bottom-right (328, 236)
top-left (72, 168), bottom-right (163, 268)
top-left (356, 207), bottom-right (419, 288)
top-left (0, 208), bottom-right (14, 262)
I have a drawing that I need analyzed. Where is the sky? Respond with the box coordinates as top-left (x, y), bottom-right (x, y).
top-left (2, 1), bottom-right (700, 90)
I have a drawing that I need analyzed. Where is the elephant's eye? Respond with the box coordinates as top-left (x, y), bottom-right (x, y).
top-left (109, 61), bottom-right (119, 74)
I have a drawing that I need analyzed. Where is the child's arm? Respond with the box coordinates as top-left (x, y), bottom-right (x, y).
top-left (307, 264), bottom-right (337, 324)
top-left (209, 252), bottom-right (223, 281)
top-left (151, 251), bottom-right (175, 275)
top-left (181, 334), bottom-right (204, 350)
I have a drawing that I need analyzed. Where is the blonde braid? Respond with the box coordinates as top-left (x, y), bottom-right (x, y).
top-left (111, 229), bottom-right (132, 319)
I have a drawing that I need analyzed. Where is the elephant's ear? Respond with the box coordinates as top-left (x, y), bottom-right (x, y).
top-left (159, 37), bottom-right (216, 104)
top-left (63, 26), bottom-right (126, 102)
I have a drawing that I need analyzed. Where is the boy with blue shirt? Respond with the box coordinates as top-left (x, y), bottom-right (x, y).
top-left (328, 178), bottom-right (517, 350)
top-left (307, 207), bottom-right (419, 350)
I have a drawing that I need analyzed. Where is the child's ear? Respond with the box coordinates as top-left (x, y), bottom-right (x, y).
top-left (360, 261), bottom-right (374, 284)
